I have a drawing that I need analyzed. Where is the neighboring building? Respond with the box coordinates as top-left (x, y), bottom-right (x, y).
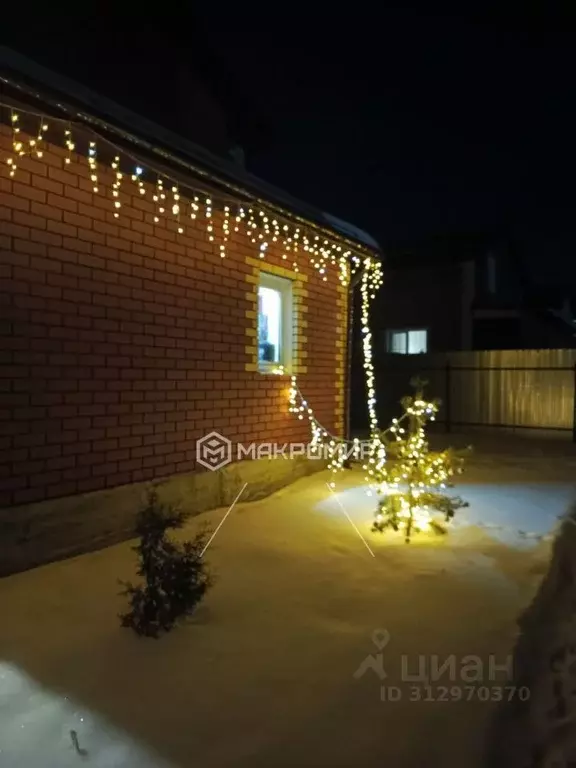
top-left (0, 48), bottom-right (381, 575)
top-left (374, 240), bottom-right (576, 354)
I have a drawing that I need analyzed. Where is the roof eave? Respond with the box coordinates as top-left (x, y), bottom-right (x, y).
top-left (0, 46), bottom-right (381, 257)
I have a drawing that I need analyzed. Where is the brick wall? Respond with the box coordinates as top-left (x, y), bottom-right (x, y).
top-left (0, 122), bottom-right (347, 509)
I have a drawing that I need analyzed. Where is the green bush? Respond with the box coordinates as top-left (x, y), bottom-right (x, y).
top-left (120, 488), bottom-right (213, 637)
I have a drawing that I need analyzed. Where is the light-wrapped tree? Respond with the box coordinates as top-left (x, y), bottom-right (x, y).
top-left (370, 378), bottom-right (470, 542)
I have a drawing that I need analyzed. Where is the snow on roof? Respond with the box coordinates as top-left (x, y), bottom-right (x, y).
top-left (0, 46), bottom-right (382, 256)
top-left (321, 212), bottom-right (381, 251)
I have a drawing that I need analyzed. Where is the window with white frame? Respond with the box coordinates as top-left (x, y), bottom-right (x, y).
top-left (387, 329), bottom-right (428, 354)
top-left (258, 272), bottom-right (293, 371)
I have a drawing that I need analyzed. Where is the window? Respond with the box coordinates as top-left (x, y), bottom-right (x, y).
top-left (258, 272), bottom-right (293, 371)
top-left (387, 329), bottom-right (428, 354)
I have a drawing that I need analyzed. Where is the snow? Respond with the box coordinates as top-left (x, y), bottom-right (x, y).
top-left (0, 462), bottom-right (574, 767)
top-left (321, 212), bottom-right (381, 251)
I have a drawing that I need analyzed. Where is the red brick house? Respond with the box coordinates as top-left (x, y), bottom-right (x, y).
top-left (0, 49), bottom-right (382, 574)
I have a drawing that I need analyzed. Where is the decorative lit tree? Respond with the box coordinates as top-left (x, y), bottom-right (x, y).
top-left (370, 378), bottom-right (470, 542)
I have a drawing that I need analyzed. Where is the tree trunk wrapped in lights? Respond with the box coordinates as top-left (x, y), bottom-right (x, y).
top-left (371, 378), bottom-right (470, 542)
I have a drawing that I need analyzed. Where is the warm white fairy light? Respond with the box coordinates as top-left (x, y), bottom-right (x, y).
top-left (234, 206), bottom-right (245, 232)
top-left (371, 385), bottom-right (468, 541)
top-left (287, 256), bottom-right (383, 480)
top-left (7, 111), bottom-right (49, 169)
top-left (36, 120), bottom-right (47, 157)
top-left (111, 155), bottom-right (123, 217)
top-left (280, 223), bottom-right (289, 260)
top-left (271, 218), bottom-right (280, 243)
top-left (1, 108), bottom-right (376, 287)
top-left (205, 197), bottom-right (214, 241)
top-left (354, 257), bottom-right (385, 488)
top-left (131, 165), bottom-right (145, 195)
top-left (339, 255), bottom-right (349, 285)
top-left (171, 186), bottom-right (184, 233)
top-left (246, 208), bottom-right (258, 243)
top-left (221, 205), bottom-right (230, 257)
top-left (289, 374), bottom-right (364, 475)
top-left (171, 187), bottom-right (180, 214)
top-left (64, 127), bottom-right (75, 165)
top-left (2, 107), bottom-right (388, 504)
top-left (26, 117), bottom-right (48, 159)
top-left (152, 177), bottom-right (164, 223)
top-left (87, 141), bottom-right (99, 192)
top-left (6, 111), bottom-right (18, 176)
top-left (360, 259), bottom-right (379, 437)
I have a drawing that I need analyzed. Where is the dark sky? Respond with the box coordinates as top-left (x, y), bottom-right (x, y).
top-left (5, 4), bottom-right (576, 284)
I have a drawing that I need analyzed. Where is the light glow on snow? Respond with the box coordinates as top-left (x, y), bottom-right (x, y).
top-left (326, 482), bottom-right (375, 557)
top-left (0, 663), bottom-right (173, 767)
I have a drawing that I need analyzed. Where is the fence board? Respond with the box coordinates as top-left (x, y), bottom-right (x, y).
top-left (369, 349), bottom-right (576, 435)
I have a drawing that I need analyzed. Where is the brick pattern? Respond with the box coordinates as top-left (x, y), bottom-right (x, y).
top-left (0, 122), bottom-right (348, 507)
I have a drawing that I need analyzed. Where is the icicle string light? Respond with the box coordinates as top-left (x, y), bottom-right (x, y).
top-left (88, 141), bottom-right (99, 192)
top-left (1, 103), bottom-right (385, 501)
top-left (205, 197), bottom-right (214, 242)
top-left (0, 114), bottom-right (383, 271)
top-left (1, 105), bottom-right (379, 284)
top-left (171, 186), bottom-right (184, 234)
top-left (221, 205), bottom-right (230, 257)
top-left (6, 110), bottom-right (19, 176)
top-left (131, 165), bottom-right (145, 195)
top-left (64, 125), bottom-right (75, 165)
top-left (152, 177), bottom-right (165, 223)
top-left (111, 155), bottom-right (123, 218)
top-left (7, 111), bottom-right (49, 170)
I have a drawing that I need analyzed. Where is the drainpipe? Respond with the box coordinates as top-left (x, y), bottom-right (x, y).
top-left (343, 270), bottom-right (366, 468)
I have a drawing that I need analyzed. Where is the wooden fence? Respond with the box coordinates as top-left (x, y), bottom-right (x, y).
top-left (351, 349), bottom-right (576, 440)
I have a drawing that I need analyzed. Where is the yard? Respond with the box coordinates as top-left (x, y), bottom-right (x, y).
top-left (1, 442), bottom-right (575, 767)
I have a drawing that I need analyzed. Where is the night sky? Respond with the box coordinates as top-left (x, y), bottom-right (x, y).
top-left (5, 5), bottom-right (576, 285)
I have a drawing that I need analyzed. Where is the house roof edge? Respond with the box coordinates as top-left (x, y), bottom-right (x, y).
top-left (0, 46), bottom-right (381, 257)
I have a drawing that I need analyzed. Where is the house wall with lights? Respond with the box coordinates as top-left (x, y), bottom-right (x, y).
top-left (0, 100), bottom-right (381, 575)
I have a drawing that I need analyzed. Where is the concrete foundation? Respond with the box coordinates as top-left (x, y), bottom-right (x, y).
top-left (0, 457), bottom-right (327, 577)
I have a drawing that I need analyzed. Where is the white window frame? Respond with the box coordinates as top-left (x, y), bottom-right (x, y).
top-left (257, 272), bottom-right (293, 373)
top-left (387, 328), bottom-right (428, 354)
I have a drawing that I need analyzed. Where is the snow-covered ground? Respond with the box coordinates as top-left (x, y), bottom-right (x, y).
top-left (1, 463), bottom-right (575, 768)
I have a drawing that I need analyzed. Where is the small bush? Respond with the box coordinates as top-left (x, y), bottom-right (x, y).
top-left (119, 488), bottom-right (212, 638)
